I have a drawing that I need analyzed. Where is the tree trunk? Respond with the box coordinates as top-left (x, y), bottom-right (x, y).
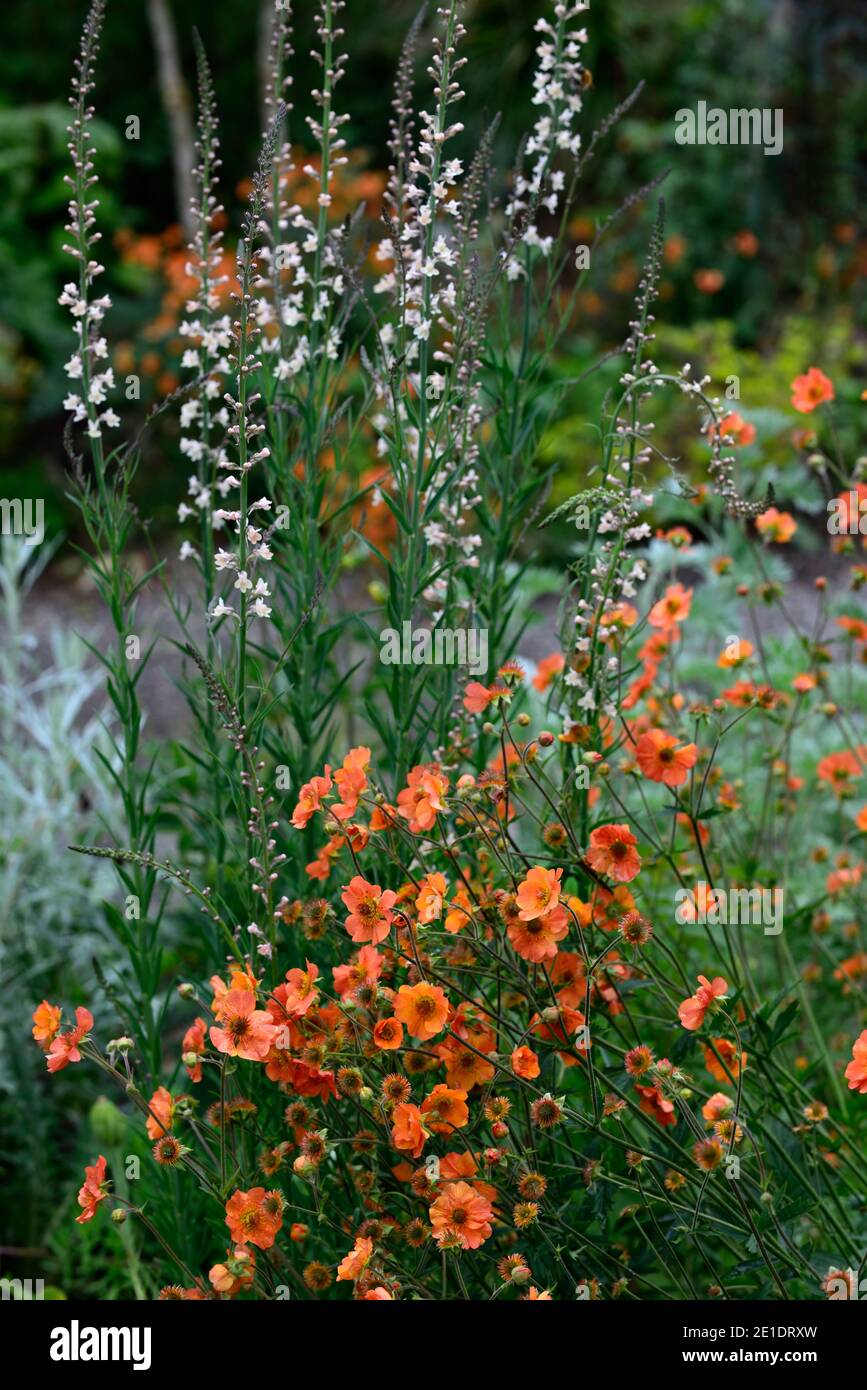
top-left (146, 0), bottom-right (196, 238)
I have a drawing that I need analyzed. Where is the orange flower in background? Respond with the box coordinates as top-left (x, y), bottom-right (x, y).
top-left (421, 1084), bottom-right (469, 1134)
top-left (516, 865), bottom-right (563, 921)
top-left (429, 1179), bottom-right (494, 1250)
top-left (718, 638), bottom-right (753, 669)
top-left (678, 975), bottom-right (728, 1031)
top-left (291, 767), bottom-right (332, 829)
top-left (511, 1045), bottom-right (541, 1079)
top-left (281, 961), bottom-right (320, 1018)
top-left (225, 1188), bottom-right (283, 1250)
top-left (635, 728), bottom-right (698, 788)
top-left (635, 1083), bottom-right (677, 1127)
top-left (391, 1102), bottom-right (429, 1158)
top-left (46, 1006), bottom-right (94, 1073)
top-left (394, 982), bottom-right (450, 1040)
top-left (708, 411), bottom-right (755, 446)
top-left (756, 507), bottom-right (797, 543)
top-left (373, 1016), bottom-right (404, 1050)
top-left (397, 763), bottom-right (448, 833)
top-left (532, 652), bottom-right (565, 692)
top-left (416, 872), bottom-right (447, 923)
top-left (76, 1154), bottom-right (109, 1224)
top-left (32, 1000), bottom-right (62, 1050)
top-left (817, 748), bottom-right (865, 795)
top-left (856, 807), bottom-right (867, 832)
top-left (791, 366), bottom-right (834, 413)
top-left (704, 1038), bottom-right (746, 1085)
top-left (341, 875), bottom-right (397, 944)
top-left (694, 268), bottom-right (724, 294)
top-left (209, 990), bottom-right (277, 1063)
top-left (337, 1235), bottom-right (374, 1282)
top-left (585, 824), bottom-right (641, 883)
top-left (844, 1030), bottom-right (867, 1093)
top-left (363, 1286), bottom-right (393, 1299)
top-left (648, 583), bottom-right (692, 631)
top-left (182, 1017), bottom-right (207, 1083)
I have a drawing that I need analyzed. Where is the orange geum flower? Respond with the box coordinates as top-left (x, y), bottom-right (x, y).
top-left (856, 806), bottom-right (867, 832)
top-left (429, 1179), bottom-right (494, 1250)
top-left (209, 1244), bottom-right (256, 1297)
top-left (708, 411), bottom-right (756, 446)
top-left (463, 680), bottom-right (496, 714)
top-left (46, 1006), bottom-right (94, 1074)
top-left (331, 746), bottom-right (371, 822)
top-left (507, 904), bottom-right (569, 963)
top-left (416, 872), bottom-right (448, 924)
top-left (511, 1045), bottom-right (540, 1079)
top-left (844, 1029), bottom-right (867, 1094)
top-left (32, 1000), bottom-right (62, 1050)
top-left (341, 875), bottom-right (397, 945)
top-left (718, 638), bottom-right (754, 669)
top-left (337, 1235), bottom-right (374, 1282)
top-left (532, 652), bottom-right (565, 692)
top-left (704, 1038), bottom-right (746, 1085)
top-left (363, 1286), bottom-right (394, 1299)
top-left (648, 583), bottom-right (692, 631)
top-left (396, 763), bottom-right (448, 833)
top-left (390, 1102), bottom-right (429, 1159)
top-left (281, 960), bottom-right (320, 1018)
top-left (516, 865), bottom-right (563, 921)
top-left (421, 1084), bottom-right (469, 1134)
top-left (145, 1085), bottom-right (176, 1140)
top-left (209, 989), bottom-right (277, 1063)
top-left (394, 981), bottom-right (450, 1040)
top-left (76, 1154), bottom-right (109, 1225)
top-left (702, 1092), bottom-right (735, 1125)
top-left (290, 766), bottom-right (333, 829)
top-left (225, 1187), bottom-right (283, 1250)
top-left (791, 366), bottom-right (834, 413)
top-left (373, 1016), bottom-right (404, 1050)
top-left (182, 1016), bottom-right (207, 1083)
top-left (817, 748), bottom-right (864, 796)
top-left (756, 507), bottom-right (797, 543)
top-left (635, 728), bottom-right (698, 789)
top-left (677, 974), bottom-right (729, 1031)
top-left (585, 823), bottom-right (641, 883)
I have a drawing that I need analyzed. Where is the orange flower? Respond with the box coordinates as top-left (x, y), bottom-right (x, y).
top-left (32, 1000), bottom-right (62, 1050)
top-left (391, 1102), bottom-right (429, 1159)
top-left (145, 1085), bottom-right (176, 1140)
top-left (817, 748), bottom-right (864, 796)
top-left (46, 1006), bottom-right (94, 1073)
top-left (694, 268), bottom-right (724, 294)
top-left (532, 652), bottom-right (565, 692)
top-left (341, 875), bottom-right (397, 944)
top-left (437, 1038), bottom-right (496, 1090)
top-left (708, 411), bottom-right (755, 446)
top-left (678, 975), bottom-right (728, 1031)
top-left (585, 824), bottom-right (641, 883)
top-left (394, 981), bottom-right (450, 1040)
top-left (209, 989), bottom-right (277, 1062)
top-left (756, 507), bottom-right (797, 543)
top-left (856, 806), bottom-right (867, 832)
top-left (844, 1029), bottom-right (867, 1094)
top-left (635, 1083), bottom-right (677, 1127)
top-left (429, 1179), bottom-right (494, 1250)
top-left (373, 1016), bottom-right (404, 1050)
top-left (421, 1084), bottom-right (469, 1134)
top-left (281, 960), bottom-right (320, 1017)
top-left (291, 766), bottom-right (332, 829)
top-left (463, 680), bottom-right (495, 713)
top-left (635, 729), bottom-right (698, 788)
top-left (516, 866), bottom-right (563, 921)
top-left (508, 904), bottom-right (569, 962)
top-left (76, 1154), bottom-right (109, 1224)
top-left (791, 366), bottom-right (834, 413)
top-left (332, 746), bottom-right (371, 821)
top-left (511, 1045), bottom-right (541, 1079)
top-left (363, 1286), bottom-right (393, 1299)
top-left (225, 1188), bottom-right (283, 1249)
top-left (337, 1235), bottom-right (374, 1282)
top-left (209, 1244), bottom-right (256, 1296)
top-left (717, 638), bottom-right (753, 669)
top-left (182, 1017), bottom-right (207, 1083)
top-left (648, 584), bottom-right (692, 632)
top-left (704, 1038), bottom-right (746, 1085)
top-left (396, 763), bottom-right (448, 833)
top-left (416, 872), bottom-right (448, 924)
